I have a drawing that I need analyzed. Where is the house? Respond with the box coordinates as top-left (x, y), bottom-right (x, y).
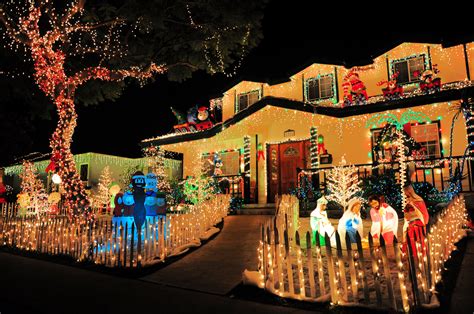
top-left (2, 152), bottom-right (183, 194)
top-left (141, 42), bottom-right (474, 204)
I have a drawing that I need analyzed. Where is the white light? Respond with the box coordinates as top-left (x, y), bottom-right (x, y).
top-left (52, 173), bottom-right (62, 184)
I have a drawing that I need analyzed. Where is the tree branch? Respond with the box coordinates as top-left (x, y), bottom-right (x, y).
top-left (68, 63), bottom-right (167, 90)
top-left (0, 6), bottom-right (31, 45)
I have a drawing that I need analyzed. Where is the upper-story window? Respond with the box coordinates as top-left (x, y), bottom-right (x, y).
top-left (305, 74), bottom-right (334, 102)
top-left (237, 90), bottom-right (260, 113)
top-left (392, 55), bottom-right (426, 84)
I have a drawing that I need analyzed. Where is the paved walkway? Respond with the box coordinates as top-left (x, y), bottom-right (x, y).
top-left (141, 215), bottom-right (270, 295)
top-left (449, 231), bottom-right (474, 314)
top-left (0, 249), bottom-right (312, 314)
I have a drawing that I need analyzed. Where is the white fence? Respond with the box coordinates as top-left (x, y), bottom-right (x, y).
top-left (245, 195), bottom-right (468, 312)
top-left (0, 194), bottom-right (230, 268)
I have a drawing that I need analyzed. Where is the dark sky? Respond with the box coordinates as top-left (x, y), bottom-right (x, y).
top-left (6, 1), bottom-right (474, 163)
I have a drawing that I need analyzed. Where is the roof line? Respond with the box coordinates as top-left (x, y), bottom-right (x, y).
top-left (141, 85), bottom-right (474, 147)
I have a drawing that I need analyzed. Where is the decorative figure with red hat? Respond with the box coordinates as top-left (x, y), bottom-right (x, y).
top-left (342, 71), bottom-right (368, 106)
top-left (414, 64), bottom-right (441, 94)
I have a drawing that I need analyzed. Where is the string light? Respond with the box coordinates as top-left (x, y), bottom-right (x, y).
top-left (1, 1), bottom-right (166, 219)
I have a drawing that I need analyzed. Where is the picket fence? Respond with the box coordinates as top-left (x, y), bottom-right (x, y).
top-left (0, 194), bottom-right (230, 268)
top-left (254, 195), bottom-right (467, 312)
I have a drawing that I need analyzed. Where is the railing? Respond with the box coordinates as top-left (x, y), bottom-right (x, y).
top-left (244, 194), bottom-right (468, 312)
top-left (0, 194), bottom-right (230, 268)
top-left (298, 155), bottom-right (473, 193)
top-left (214, 174), bottom-right (244, 199)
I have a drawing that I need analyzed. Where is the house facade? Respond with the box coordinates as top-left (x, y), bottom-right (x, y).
top-left (2, 152), bottom-right (183, 194)
top-left (142, 42), bottom-right (474, 204)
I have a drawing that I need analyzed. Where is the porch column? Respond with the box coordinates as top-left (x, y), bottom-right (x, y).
top-left (243, 136), bottom-right (251, 203)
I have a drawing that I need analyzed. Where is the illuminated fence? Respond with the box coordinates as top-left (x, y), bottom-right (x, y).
top-left (248, 194), bottom-right (467, 312)
top-left (0, 194), bottom-right (230, 268)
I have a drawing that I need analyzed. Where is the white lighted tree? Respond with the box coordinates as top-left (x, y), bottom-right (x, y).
top-left (93, 165), bottom-right (112, 211)
top-left (326, 157), bottom-right (362, 210)
top-left (143, 145), bottom-right (171, 193)
top-left (20, 161), bottom-right (49, 216)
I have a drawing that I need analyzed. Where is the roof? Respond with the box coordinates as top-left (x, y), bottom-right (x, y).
top-left (141, 84), bottom-right (474, 147)
top-left (209, 40), bottom-right (474, 97)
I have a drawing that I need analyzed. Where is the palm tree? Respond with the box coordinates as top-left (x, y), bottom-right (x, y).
top-left (366, 109), bottom-right (431, 208)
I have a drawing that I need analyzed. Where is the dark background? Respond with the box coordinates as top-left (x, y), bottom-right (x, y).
top-left (1, 0), bottom-right (472, 165)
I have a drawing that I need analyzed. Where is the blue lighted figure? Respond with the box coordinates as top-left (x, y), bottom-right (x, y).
top-left (337, 198), bottom-right (364, 248)
top-left (131, 171), bottom-right (147, 229)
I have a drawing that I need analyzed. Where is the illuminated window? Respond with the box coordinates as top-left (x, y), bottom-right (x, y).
top-left (237, 90), bottom-right (260, 112)
top-left (411, 122), bottom-right (442, 159)
top-left (306, 74), bottom-right (334, 101)
top-left (201, 151), bottom-right (241, 176)
top-left (392, 55), bottom-right (426, 84)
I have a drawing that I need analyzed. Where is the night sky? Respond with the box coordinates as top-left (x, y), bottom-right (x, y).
top-left (4, 1), bottom-right (473, 163)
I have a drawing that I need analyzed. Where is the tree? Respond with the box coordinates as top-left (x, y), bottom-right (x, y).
top-left (93, 165), bottom-right (112, 211)
top-left (326, 157), bottom-right (362, 210)
top-left (0, 0), bottom-right (265, 218)
top-left (19, 161), bottom-right (49, 216)
top-left (143, 145), bottom-right (171, 192)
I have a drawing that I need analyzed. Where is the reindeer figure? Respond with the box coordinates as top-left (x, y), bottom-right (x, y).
top-left (377, 72), bottom-right (404, 100)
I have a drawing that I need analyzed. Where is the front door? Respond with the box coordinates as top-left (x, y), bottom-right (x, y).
top-left (267, 140), bottom-right (310, 203)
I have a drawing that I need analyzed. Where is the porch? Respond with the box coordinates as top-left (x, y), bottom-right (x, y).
top-left (297, 155), bottom-right (474, 195)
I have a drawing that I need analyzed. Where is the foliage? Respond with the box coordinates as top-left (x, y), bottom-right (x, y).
top-left (229, 196), bottom-right (244, 211)
top-left (290, 174), bottom-right (321, 211)
top-left (360, 169), bottom-right (403, 214)
top-left (168, 179), bottom-right (186, 206)
top-left (413, 182), bottom-right (449, 215)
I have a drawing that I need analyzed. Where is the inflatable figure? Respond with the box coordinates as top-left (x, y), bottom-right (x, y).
top-left (338, 198), bottom-right (364, 247)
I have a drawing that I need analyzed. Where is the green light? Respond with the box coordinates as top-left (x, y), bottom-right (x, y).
top-left (425, 170), bottom-right (430, 175)
top-left (437, 116), bottom-right (442, 120)
top-left (368, 152), bottom-right (372, 158)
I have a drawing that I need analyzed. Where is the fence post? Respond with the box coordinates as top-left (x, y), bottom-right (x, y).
top-left (368, 233), bottom-right (382, 307)
top-left (284, 230), bottom-right (295, 297)
top-left (325, 232), bottom-right (338, 304)
top-left (379, 234), bottom-right (397, 311)
top-left (306, 231), bottom-right (316, 299)
top-left (345, 232), bottom-right (358, 302)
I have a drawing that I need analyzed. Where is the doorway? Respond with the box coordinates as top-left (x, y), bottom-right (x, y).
top-left (267, 140), bottom-right (310, 203)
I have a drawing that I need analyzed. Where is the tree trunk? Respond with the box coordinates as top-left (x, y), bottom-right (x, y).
top-left (50, 95), bottom-right (90, 218)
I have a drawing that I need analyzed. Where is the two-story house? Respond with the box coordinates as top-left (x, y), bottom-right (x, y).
top-left (142, 41), bottom-right (474, 204)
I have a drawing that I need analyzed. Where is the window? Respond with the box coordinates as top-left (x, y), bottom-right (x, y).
top-left (201, 150), bottom-right (241, 176)
top-left (411, 122), bottom-right (442, 159)
top-left (392, 55), bottom-right (426, 84)
top-left (79, 164), bottom-right (89, 182)
top-left (237, 90), bottom-right (260, 112)
top-left (306, 74), bottom-right (334, 102)
top-left (370, 121), bottom-right (442, 163)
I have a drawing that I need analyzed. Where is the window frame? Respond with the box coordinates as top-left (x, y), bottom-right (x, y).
top-left (305, 74), bottom-right (335, 102)
top-left (410, 120), bottom-right (443, 160)
top-left (390, 54), bottom-right (427, 85)
top-left (236, 89), bottom-right (261, 113)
